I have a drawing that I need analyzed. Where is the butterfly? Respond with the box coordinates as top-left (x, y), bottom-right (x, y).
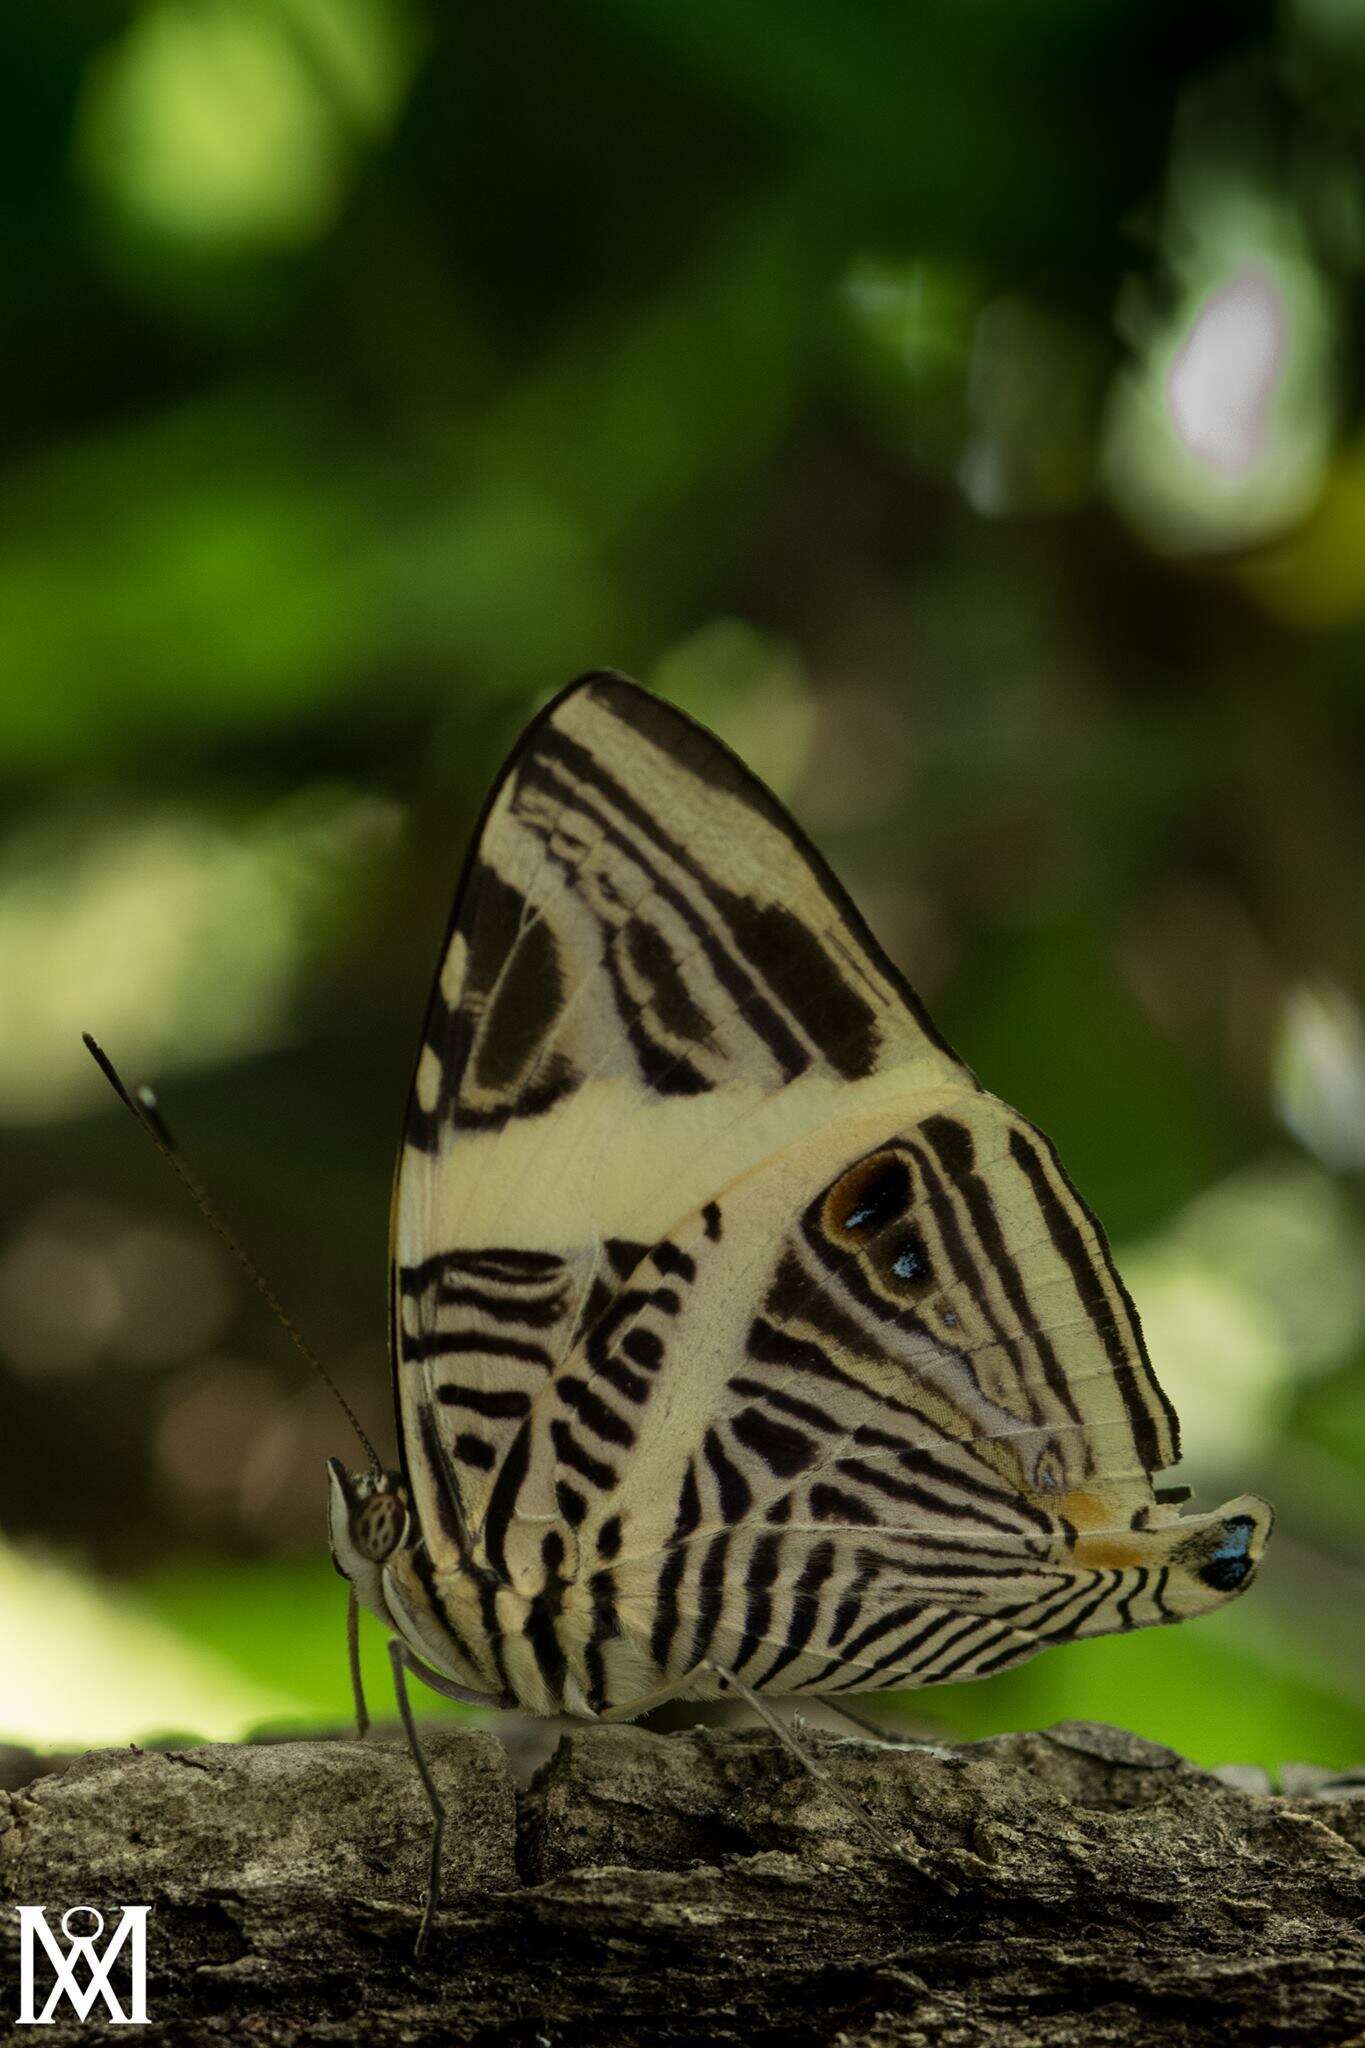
top-left (326, 670), bottom-right (1272, 1946)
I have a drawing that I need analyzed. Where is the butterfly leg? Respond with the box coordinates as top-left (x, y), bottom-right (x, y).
top-left (814, 1695), bottom-right (942, 1751)
top-left (394, 1644), bottom-right (513, 1711)
top-left (387, 1637), bottom-right (446, 1960)
top-left (702, 1661), bottom-right (926, 1868)
top-left (346, 1590), bottom-right (370, 1739)
top-left (811, 1695), bottom-right (884, 1743)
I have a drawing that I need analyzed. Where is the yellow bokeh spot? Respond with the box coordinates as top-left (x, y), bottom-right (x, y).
top-left (76, 0), bottom-right (421, 254)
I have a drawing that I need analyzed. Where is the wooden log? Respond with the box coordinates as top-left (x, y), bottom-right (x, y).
top-left (1, 1720), bottom-right (1362, 2044)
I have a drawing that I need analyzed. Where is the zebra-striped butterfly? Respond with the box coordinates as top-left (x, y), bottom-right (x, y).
top-left (328, 672), bottom-right (1271, 1939)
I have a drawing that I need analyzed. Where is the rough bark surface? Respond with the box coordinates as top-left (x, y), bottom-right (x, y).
top-left (1, 1720), bottom-right (1362, 2046)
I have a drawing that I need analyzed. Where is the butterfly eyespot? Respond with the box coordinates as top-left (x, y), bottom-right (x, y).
top-left (1031, 1448), bottom-right (1066, 1494)
top-left (827, 1153), bottom-right (912, 1242)
top-left (1196, 1514), bottom-right (1256, 1592)
top-left (891, 1234), bottom-right (929, 1284)
top-left (1200, 1552), bottom-right (1251, 1592)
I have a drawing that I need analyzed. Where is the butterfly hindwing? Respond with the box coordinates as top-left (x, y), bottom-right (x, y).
top-left (514, 1098), bottom-right (1265, 1708)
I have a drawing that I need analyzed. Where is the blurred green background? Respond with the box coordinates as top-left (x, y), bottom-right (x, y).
top-left (3, 0), bottom-right (1363, 1774)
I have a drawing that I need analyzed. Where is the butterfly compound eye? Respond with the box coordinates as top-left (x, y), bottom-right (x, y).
top-left (354, 1487), bottom-right (407, 1563)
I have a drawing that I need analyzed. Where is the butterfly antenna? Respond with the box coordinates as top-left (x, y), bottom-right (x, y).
top-left (83, 1032), bottom-right (382, 1476)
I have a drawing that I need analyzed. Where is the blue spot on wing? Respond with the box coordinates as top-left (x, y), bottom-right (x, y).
top-left (1199, 1513), bottom-right (1256, 1592)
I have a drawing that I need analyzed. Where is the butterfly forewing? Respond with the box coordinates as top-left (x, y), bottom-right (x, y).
top-left (392, 677), bottom-right (962, 1555)
top-left (386, 671), bottom-right (1272, 1717)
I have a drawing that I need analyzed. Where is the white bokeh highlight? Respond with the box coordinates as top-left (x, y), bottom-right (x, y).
top-left (1166, 266), bottom-right (1287, 477)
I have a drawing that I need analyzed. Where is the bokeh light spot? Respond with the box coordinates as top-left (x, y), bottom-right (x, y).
top-left (0, 1200), bottom-right (123, 1377)
top-left (76, 0), bottom-right (422, 259)
top-left (1123, 1159), bottom-right (1365, 1470)
top-left (0, 790), bottom-right (400, 1125)
top-left (1104, 179), bottom-right (1336, 553)
top-left (1166, 266), bottom-right (1286, 477)
top-left (1274, 983), bottom-right (1365, 1172)
top-left (155, 1358), bottom-right (285, 1518)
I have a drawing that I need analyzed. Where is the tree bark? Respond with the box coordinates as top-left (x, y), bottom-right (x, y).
top-left (1, 1719), bottom-right (1362, 2045)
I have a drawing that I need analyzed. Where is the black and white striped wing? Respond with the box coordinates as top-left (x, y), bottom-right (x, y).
top-left (542, 1101), bottom-right (1271, 1710)
top-left (390, 670), bottom-right (1271, 1717)
top-left (391, 672), bottom-right (964, 1580)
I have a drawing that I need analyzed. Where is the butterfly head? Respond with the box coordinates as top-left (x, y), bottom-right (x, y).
top-left (327, 1457), bottom-right (411, 1601)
